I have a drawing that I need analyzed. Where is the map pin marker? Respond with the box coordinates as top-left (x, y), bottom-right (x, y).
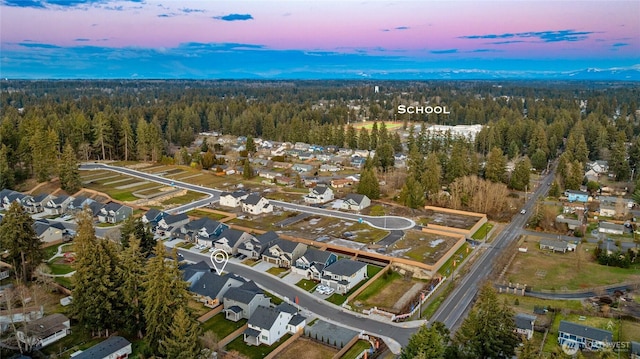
top-left (210, 249), bottom-right (229, 276)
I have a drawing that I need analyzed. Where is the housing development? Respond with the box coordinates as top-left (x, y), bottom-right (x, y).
top-left (0, 80), bottom-right (639, 359)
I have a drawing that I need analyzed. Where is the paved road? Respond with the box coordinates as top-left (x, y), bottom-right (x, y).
top-left (176, 248), bottom-right (421, 351)
top-left (79, 163), bottom-right (415, 230)
top-left (431, 169), bottom-right (556, 331)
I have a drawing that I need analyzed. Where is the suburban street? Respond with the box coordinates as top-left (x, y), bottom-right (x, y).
top-left (176, 249), bottom-right (420, 352)
top-left (430, 169), bottom-right (556, 331)
top-left (79, 163), bottom-right (416, 230)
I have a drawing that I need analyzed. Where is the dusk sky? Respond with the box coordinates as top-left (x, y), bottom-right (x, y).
top-left (1, 0), bottom-right (639, 79)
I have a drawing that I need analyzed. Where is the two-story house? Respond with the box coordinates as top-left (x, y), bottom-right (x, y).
top-left (243, 306), bottom-right (300, 346)
top-left (23, 194), bottom-right (54, 214)
top-left (340, 193), bottom-right (371, 211)
top-left (292, 248), bottom-right (338, 280)
top-left (186, 268), bottom-right (246, 308)
top-left (558, 320), bottom-right (612, 351)
top-left (44, 195), bottom-right (73, 215)
top-left (141, 208), bottom-right (166, 228)
top-left (261, 239), bottom-right (307, 268)
top-left (304, 186), bottom-right (334, 204)
top-left (514, 313), bottom-right (536, 340)
top-left (223, 281), bottom-right (271, 322)
top-left (33, 220), bottom-right (69, 244)
top-left (241, 194), bottom-right (273, 215)
top-left (157, 213), bottom-right (190, 233)
top-left (237, 231), bottom-right (280, 259)
top-left (219, 190), bottom-right (249, 208)
top-left (1, 190), bottom-right (26, 210)
top-left (98, 202), bottom-right (133, 224)
top-left (321, 259), bottom-right (368, 295)
top-left (66, 196), bottom-right (95, 214)
top-left (214, 228), bottom-right (255, 255)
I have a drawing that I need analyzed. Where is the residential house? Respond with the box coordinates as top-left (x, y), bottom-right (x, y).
top-left (16, 314), bottom-right (70, 349)
top-left (350, 156), bottom-right (366, 168)
top-left (630, 341), bottom-right (640, 359)
top-left (319, 164), bottom-right (340, 172)
top-left (71, 336), bottom-right (132, 359)
top-left (87, 202), bottom-right (105, 218)
top-left (23, 194), bottom-right (53, 214)
top-left (223, 281), bottom-right (271, 322)
top-left (44, 195), bottom-right (73, 215)
top-left (257, 170), bottom-right (279, 180)
top-left (214, 228), bottom-right (254, 255)
top-left (186, 268), bottom-right (246, 308)
top-left (1, 190), bottom-right (26, 210)
top-left (261, 239), bottom-right (307, 268)
top-left (565, 190), bottom-right (590, 203)
top-left (275, 303), bottom-right (307, 334)
top-left (321, 259), bottom-right (368, 295)
top-left (193, 219), bottom-right (230, 247)
top-left (241, 194), bottom-right (273, 215)
top-left (558, 320), bottom-right (613, 351)
top-left (598, 195), bottom-right (635, 209)
top-left (555, 215), bottom-right (583, 230)
top-left (141, 208), bottom-right (166, 227)
top-left (539, 239), bottom-right (570, 253)
top-left (340, 193), bottom-right (371, 211)
top-left (292, 248), bottom-right (338, 280)
top-left (599, 204), bottom-right (617, 217)
top-left (514, 313), bottom-right (536, 340)
top-left (271, 161), bottom-right (292, 169)
top-left (237, 231), bottom-right (280, 259)
top-left (331, 178), bottom-right (357, 188)
top-left (33, 220), bottom-right (69, 244)
top-left (292, 163), bottom-right (314, 173)
top-left (588, 160), bottom-right (609, 175)
top-left (598, 221), bottom-right (625, 235)
top-left (297, 152), bottom-right (314, 161)
top-left (353, 150), bottom-right (370, 158)
top-left (274, 176), bottom-right (296, 187)
top-left (243, 306), bottom-right (293, 346)
top-left (304, 186), bottom-right (334, 204)
top-left (97, 202), bottom-right (133, 224)
top-left (585, 169), bottom-right (599, 183)
top-left (67, 196), bottom-right (94, 213)
top-left (181, 261), bottom-right (213, 284)
top-left (220, 190), bottom-right (249, 208)
top-left (157, 213), bottom-right (190, 232)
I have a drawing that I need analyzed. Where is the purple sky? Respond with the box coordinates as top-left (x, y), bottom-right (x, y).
top-left (1, 0), bottom-right (639, 79)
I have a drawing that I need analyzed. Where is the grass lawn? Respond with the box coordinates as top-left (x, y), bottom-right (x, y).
top-left (274, 337), bottom-right (338, 359)
top-left (43, 242), bottom-right (73, 260)
top-left (48, 262), bottom-right (74, 275)
top-left (497, 293), bottom-right (584, 313)
top-left (187, 299), bottom-right (211, 317)
top-left (55, 276), bottom-right (73, 289)
top-left (392, 230), bottom-right (462, 265)
top-left (263, 290), bottom-right (283, 305)
top-left (505, 240), bottom-right (640, 291)
top-left (341, 340), bottom-right (371, 359)
top-left (266, 267), bottom-right (289, 276)
top-left (243, 258), bottom-right (260, 266)
top-left (200, 313), bottom-right (247, 338)
top-left (176, 242), bottom-right (195, 249)
top-left (225, 333), bottom-right (291, 359)
top-left (326, 266), bottom-right (381, 306)
top-left (471, 222), bottom-right (494, 240)
top-left (352, 270), bottom-right (424, 311)
top-left (186, 209), bottom-right (227, 221)
top-left (437, 243), bottom-right (471, 277)
top-left (296, 279), bottom-right (318, 292)
top-left (422, 283), bottom-right (454, 319)
top-left (352, 121), bottom-right (404, 131)
top-left (161, 191), bottom-right (207, 206)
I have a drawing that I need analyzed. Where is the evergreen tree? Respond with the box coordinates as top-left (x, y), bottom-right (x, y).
top-left (246, 135), bottom-right (256, 153)
top-left (358, 127), bottom-right (370, 150)
top-left (549, 180), bottom-right (561, 197)
top-left (610, 133), bottom-right (630, 181)
top-left (346, 125), bottom-right (358, 149)
top-left (370, 121), bottom-right (379, 149)
top-left (119, 115), bottom-right (135, 162)
top-left (454, 283), bottom-right (519, 359)
top-left (392, 132), bottom-right (403, 153)
top-left (401, 322), bottom-right (450, 359)
top-left (356, 167), bottom-right (380, 199)
top-left (530, 149), bottom-right (548, 172)
top-left (0, 202), bottom-right (43, 282)
top-left (59, 142), bottom-right (81, 194)
top-left (143, 241), bottom-right (190, 354)
top-left (509, 157), bottom-right (531, 191)
top-left (160, 307), bottom-right (203, 359)
top-left (117, 236), bottom-right (146, 338)
top-left (421, 152), bottom-right (442, 198)
top-left (30, 126), bottom-right (58, 182)
top-left (374, 142), bottom-right (395, 172)
top-left (120, 216), bottom-right (155, 255)
top-left (0, 144), bottom-right (15, 189)
top-left (485, 147), bottom-right (507, 183)
top-left (399, 176), bottom-right (425, 209)
top-left (243, 160), bottom-right (253, 179)
top-left (71, 211), bottom-right (121, 336)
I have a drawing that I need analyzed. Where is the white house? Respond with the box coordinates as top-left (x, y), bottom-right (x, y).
top-left (243, 305), bottom-right (305, 346)
top-left (340, 193), bottom-right (371, 211)
top-left (223, 281), bottom-right (271, 322)
top-left (72, 336), bottom-right (132, 359)
top-left (17, 314), bottom-right (70, 350)
top-left (514, 313), bottom-right (536, 340)
top-left (558, 320), bottom-right (612, 352)
top-left (43, 195), bottom-right (73, 215)
top-left (241, 194), bottom-right (273, 215)
top-left (219, 190), bottom-right (249, 208)
top-left (214, 228), bottom-right (254, 255)
top-left (599, 221), bottom-right (625, 235)
top-left (303, 186), bottom-right (334, 204)
top-left (321, 259), bottom-right (368, 294)
top-left (292, 248), bottom-right (338, 280)
top-left (97, 202), bottom-right (133, 224)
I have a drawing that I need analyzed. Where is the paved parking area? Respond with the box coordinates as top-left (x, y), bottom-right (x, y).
top-left (253, 260), bottom-right (276, 272)
top-left (304, 320), bottom-right (359, 347)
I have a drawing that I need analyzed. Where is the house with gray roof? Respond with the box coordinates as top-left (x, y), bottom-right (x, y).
top-left (241, 193), bottom-right (273, 215)
top-left (141, 208), bottom-right (165, 227)
top-left (1, 190), bottom-right (26, 210)
top-left (292, 248), bottom-right (338, 280)
top-left (158, 213), bottom-right (189, 232)
top-left (243, 305), bottom-right (305, 346)
top-left (223, 281), bottom-right (270, 322)
top-left (71, 336), bottom-right (132, 359)
top-left (539, 239), bottom-right (570, 253)
top-left (238, 231), bottom-right (281, 259)
top-left (189, 271), bottom-right (246, 308)
top-left (44, 195), bottom-right (73, 215)
top-left (514, 313), bottom-right (536, 340)
top-left (304, 186), bottom-right (334, 204)
top-left (214, 228), bottom-right (254, 255)
top-left (98, 202), bottom-right (133, 224)
top-left (87, 201), bottom-right (105, 218)
top-left (321, 259), bottom-right (368, 295)
top-left (276, 303), bottom-right (306, 333)
top-left (33, 220), bottom-right (69, 244)
top-left (67, 196), bottom-right (95, 213)
top-left (558, 320), bottom-right (613, 351)
top-left (219, 190), bottom-right (249, 208)
top-left (23, 194), bottom-right (54, 214)
top-left (261, 239), bottom-right (307, 268)
top-left (17, 313), bottom-right (70, 349)
top-left (598, 221), bottom-right (625, 235)
top-left (340, 193), bottom-right (371, 211)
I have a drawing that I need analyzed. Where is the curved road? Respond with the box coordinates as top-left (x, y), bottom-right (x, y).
top-left (79, 163), bottom-right (415, 230)
top-left (431, 168), bottom-right (555, 331)
top-left (177, 248), bottom-right (420, 350)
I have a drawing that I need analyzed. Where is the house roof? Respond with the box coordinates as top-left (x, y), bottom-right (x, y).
top-left (565, 190), bottom-right (589, 196)
top-left (72, 336), bottom-right (131, 359)
top-left (244, 328), bottom-right (261, 338)
top-left (248, 306), bottom-right (284, 330)
top-left (143, 208), bottom-right (162, 221)
top-left (51, 195), bottom-right (69, 205)
top-left (344, 193), bottom-right (368, 205)
top-left (25, 313), bottom-right (69, 338)
top-left (276, 302), bottom-right (298, 315)
top-left (217, 228), bottom-right (248, 247)
top-left (181, 260), bottom-right (212, 282)
top-left (289, 314), bottom-right (306, 326)
top-left (163, 213), bottom-right (189, 225)
top-left (70, 196), bottom-right (90, 207)
top-left (558, 321), bottom-right (612, 342)
top-left (600, 222), bottom-right (625, 231)
top-left (514, 313), bottom-right (536, 330)
top-left (313, 186), bottom-right (329, 195)
top-left (256, 231), bottom-right (280, 245)
top-left (271, 239), bottom-right (302, 254)
top-left (224, 281), bottom-right (263, 304)
top-left (226, 305), bottom-right (243, 314)
top-left (302, 248), bottom-right (334, 264)
top-left (190, 272), bottom-right (244, 299)
top-left (243, 193), bottom-right (263, 206)
top-left (221, 190), bottom-right (248, 199)
top-left (32, 194), bottom-right (50, 202)
top-left (539, 239), bottom-right (568, 250)
top-left (103, 202), bottom-right (122, 212)
top-left (324, 259), bottom-right (367, 277)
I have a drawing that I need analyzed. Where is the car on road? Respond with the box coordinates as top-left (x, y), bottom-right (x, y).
top-left (208, 247), bottom-right (216, 253)
top-left (520, 209), bottom-right (526, 214)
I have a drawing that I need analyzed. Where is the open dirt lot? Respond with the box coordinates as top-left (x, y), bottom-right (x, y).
top-left (274, 338), bottom-right (338, 359)
top-left (389, 230), bottom-right (460, 265)
top-left (422, 209), bottom-right (480, 230)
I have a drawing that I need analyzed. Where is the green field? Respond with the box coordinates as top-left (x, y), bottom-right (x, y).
top-left (296, 279), bottom-right (318, 292)
top-left (340, 340), bottom-right (371, 359)
top-left (200, 313), bottom-right (247, 339)
top-left (471, 222), bottom-right (494, 240)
